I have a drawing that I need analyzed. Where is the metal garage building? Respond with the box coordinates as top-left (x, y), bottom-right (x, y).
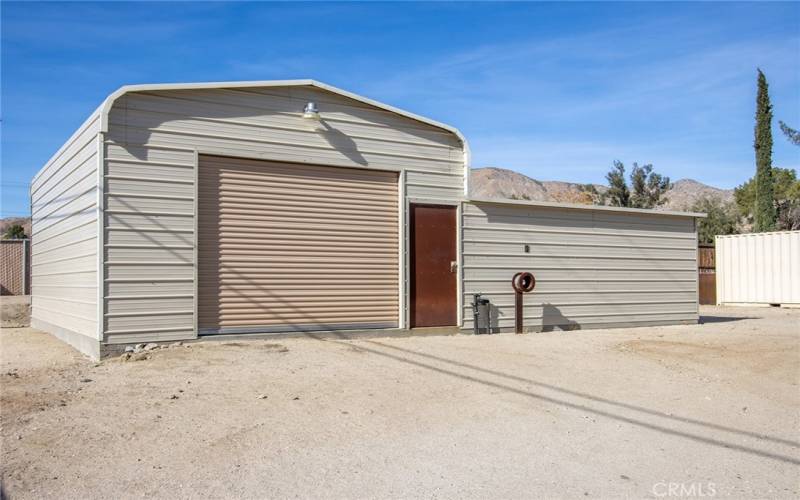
top-left (30, 80), bottom-right (704, 359)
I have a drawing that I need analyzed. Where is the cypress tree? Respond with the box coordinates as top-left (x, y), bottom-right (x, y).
top-left (754, 69), bottom-right (777, 232)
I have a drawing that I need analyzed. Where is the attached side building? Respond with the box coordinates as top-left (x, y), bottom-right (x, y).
top-left (462, 199), bottom-right (701, 332)
top-left (30, 80), bottom-right (703, 359)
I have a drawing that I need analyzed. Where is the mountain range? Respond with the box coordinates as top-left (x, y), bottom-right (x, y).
top-left (470, 167), bottom-right (734, 211)
top-left (1, 168), bottom-right (734, 236)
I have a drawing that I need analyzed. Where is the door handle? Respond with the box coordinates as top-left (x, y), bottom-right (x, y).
top-left (450, 261), bottom-right (458, 273)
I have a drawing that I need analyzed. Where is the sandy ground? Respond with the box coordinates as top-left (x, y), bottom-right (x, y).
top-left (0, 296), bottom-right (29, 329)
top-left (1, 306), bottom-right (798, 499)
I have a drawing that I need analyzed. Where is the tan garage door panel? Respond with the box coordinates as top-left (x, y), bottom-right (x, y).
top-left (198, 155), bottom-right (399, 334)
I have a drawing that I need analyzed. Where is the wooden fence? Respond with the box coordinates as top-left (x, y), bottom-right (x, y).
top-left (1, 239), bottom-right (30, 296)
top-left (698, 244), bottom-right (716, 305)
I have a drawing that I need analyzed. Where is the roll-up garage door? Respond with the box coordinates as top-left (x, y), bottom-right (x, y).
top-left (198, 155), bottom-right (399, 334)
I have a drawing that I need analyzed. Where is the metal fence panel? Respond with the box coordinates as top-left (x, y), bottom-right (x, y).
top-left (716, 231), bottom-right (800, 305)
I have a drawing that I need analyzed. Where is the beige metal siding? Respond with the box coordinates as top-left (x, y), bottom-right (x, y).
top-left (104, 85), bottom-right (465, 343)
top-left (107, 87), bottom-right (465, 197)
top-left (103, 144), bottom-right (197, 343)
top-left (462, 202), bottom-right (699, 331)
top-left (197, 155), bottom-right (398, 333)
top-left (30, 112), bottom-right (100, 341)
top-left (716, 231), bottom-right (800, 305)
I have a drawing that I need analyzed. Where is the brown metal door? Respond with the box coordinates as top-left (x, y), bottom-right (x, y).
top-left (410, 204), bottom-right (457, 327)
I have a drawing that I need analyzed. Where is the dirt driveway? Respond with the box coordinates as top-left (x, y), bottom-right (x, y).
top-left (2, 306), bottom-right (798, 499)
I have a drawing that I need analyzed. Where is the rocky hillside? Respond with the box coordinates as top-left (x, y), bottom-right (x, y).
top-left (661, 178), bottom-right (734, 211)
top-left (0, 217), bottom-right (31, 238)
top-left (470, 167), bottom-right (606, 205)
top-left (470, 167), bottom-right (733, 211)
top-left (1, 170), bottom-right (732, 235)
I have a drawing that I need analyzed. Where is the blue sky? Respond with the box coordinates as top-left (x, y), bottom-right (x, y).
top-left (2, 1), bottom-right (799, 217)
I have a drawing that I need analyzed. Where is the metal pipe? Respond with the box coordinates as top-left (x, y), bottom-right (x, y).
top-left (512, 272), bottom-right (536, 334)
top-left (472, 293), bottom-right (481, 335)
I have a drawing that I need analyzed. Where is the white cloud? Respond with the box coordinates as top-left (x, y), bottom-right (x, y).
top-left (355, 20), bottom-right (799, 188)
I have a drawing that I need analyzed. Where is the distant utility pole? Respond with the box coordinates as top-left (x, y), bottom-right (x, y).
top-left (753, 69), bottom-right (777, 232)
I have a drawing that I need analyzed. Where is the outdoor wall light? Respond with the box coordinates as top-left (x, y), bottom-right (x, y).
top-left (303, 101), bottom-right (320, 120)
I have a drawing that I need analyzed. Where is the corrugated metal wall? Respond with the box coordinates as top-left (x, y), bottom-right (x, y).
top-left (197, 155), bottom-right (399, 333)
top-left (716, 231), bottom-right (800, 305)
top-left (104, 85), bottom-right (465, 343)
top-left (462, 201), bottom-right (699, 331)
top-left (30, 112), bottom-right (100, 341)
top-left (103, 143), bottom-right (196, 343)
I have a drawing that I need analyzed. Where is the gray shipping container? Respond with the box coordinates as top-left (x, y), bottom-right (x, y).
top-left (30, 80), bottom-right (704, 359)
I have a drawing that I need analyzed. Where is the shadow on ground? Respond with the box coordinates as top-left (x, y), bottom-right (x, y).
top-left (699, 315), bottom-right (759, 324)
top-left (313, 335), bottom-right (800, 466)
